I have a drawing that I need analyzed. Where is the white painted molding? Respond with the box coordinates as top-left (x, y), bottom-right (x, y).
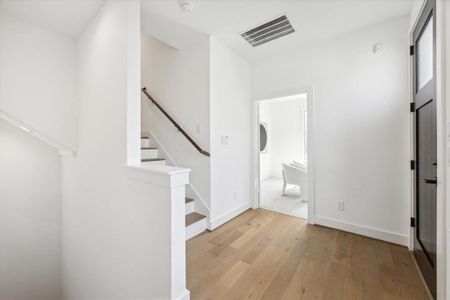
top-left (58, 150), bottom-right (75, 157)
top-left (209, 203), bottom-right (251, 230)
top-left (175, 289), bottom-right (190, 300)
top-left (314, 215), bottom-right (409, 246)
top-left (0, 110), bottom-right (76, 155)
top-left (186, 217), bottom-right (207, 240)
top-left (125, 164), bottom-right (190, 188)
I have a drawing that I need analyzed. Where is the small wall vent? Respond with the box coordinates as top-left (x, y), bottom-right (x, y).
top-left (241, 15), bottom-right (295, 47)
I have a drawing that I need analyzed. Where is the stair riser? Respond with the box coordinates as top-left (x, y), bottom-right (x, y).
top-left (185, 201), bottom-right (195, 215)
top-left (141, 138), bottom-right (157, 148)
top-left (141, 149), bottom-right (158, 159)
top-left (142, 160), bottom-right (166, 166)
top-left (186, 218), bottom-right (207, 240)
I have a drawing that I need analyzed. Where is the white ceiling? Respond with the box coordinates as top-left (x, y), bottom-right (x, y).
top-left (141, 0), bottom-right (414, 62)
top-left (0, 0), bottom-right (106, 38)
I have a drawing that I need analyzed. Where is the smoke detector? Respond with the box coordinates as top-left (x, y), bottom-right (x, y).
top-left (178, 0), bottom-right (194, 13)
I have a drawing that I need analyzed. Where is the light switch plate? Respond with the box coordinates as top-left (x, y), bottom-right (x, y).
top-left (221, 135), bottom-right (229, 144)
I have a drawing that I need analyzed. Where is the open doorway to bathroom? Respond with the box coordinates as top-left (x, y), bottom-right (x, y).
top-left (257, 93), bottom-right (308, 219)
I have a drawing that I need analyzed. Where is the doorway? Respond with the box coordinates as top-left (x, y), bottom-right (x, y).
top-left (411, 0), bottom-right (437, 297)
top-left (256, 92), bottom-right (313, 220)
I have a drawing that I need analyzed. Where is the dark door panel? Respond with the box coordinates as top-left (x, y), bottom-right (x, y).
top-left (412, 0), bottom-right (437, 297)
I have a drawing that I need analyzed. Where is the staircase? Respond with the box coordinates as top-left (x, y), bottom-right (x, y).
top-left (141, 136), bottom-right (207, 240)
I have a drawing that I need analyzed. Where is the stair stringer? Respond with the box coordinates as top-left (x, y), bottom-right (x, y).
top-left (143, 130), bottom-right (211, 221)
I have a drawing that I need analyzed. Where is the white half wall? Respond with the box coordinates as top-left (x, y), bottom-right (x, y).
top-left (0, 12), bottom-right (77, 151)
top-left (210, 37), bottom-right (252, 229)
top-left (0, 120), bottom-right (62, 300)
top-left (62, 1), bottom-right (186, 299)
top-left (252, 17), bottom-right (411, 245)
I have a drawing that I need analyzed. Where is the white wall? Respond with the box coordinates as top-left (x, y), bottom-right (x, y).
top-left (253, 17), bottom-right (411, 245)
top-left (0, 12), bottom-right (77, 151)
top-left (140, 31), bottom-right (211, 214)
top-left (210, 37), bottom-right (252, 229)
top-left (260, 95), bottom-right (306, 178)
top-left (0, 120), bottom-right (62, 300)
top-left (0, 12), bottom-right (75, 300)
top-left (62, 1), bottom-right (187, 299)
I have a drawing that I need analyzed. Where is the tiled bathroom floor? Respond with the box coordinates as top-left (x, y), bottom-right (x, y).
top-left (260, 177), bottom-right (308, 219)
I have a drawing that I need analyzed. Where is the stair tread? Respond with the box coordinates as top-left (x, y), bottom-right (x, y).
top-left (186, 212), bottom-right (206, 227)
top-left (141, 158), bottom-right (165, 162)
top-left (185, 197), bottom-right (194, 204)
top-left (141, 147), bottom-right (157, 150)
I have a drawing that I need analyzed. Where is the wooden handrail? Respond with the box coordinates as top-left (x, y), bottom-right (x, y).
top-left (141, 87), bottom-right (210, 157)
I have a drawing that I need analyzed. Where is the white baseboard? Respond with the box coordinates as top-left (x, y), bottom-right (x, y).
top-left (314, 215), bottom-right (409, 246)
top-left (209, 202), bottom-right (251, 230)
top-left (175, 289), bottom-right (190, 300)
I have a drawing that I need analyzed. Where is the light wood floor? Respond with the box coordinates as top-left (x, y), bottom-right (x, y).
top-left (187, 209), bottom-right (430, 300)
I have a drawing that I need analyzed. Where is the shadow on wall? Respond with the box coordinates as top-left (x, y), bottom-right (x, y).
top-left (0, 120), bottom-right (62, 300)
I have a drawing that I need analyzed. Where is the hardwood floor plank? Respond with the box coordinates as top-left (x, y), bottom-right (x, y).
top-left (201, 261), bottom-right (251, 300)
top-left (240, 236), bottom-right (272, 264)
top-left (209, 230), bottom-right (244, 256)
top-left (187, 209), bottom-right (430, 300)
top-left (260, 239), bottom-right (308, 300)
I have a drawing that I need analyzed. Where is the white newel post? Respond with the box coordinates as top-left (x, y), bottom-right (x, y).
top-left (126, 165), bottom-right (191, 300)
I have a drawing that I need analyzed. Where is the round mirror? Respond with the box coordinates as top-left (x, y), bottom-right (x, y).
top-left (260, 123), bottom-right (268, 152)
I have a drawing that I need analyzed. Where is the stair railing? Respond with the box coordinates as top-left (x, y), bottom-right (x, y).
top-left (141, 87), bottom-right (210, 157)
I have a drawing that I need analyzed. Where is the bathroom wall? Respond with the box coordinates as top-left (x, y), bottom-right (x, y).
top-left (259, 96), bottom-right (307, 179)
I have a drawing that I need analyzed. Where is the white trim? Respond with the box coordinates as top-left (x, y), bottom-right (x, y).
top-left (175, 289), bottom-right (190, 300)
top-left (126, 163), bottom-right (191, 176)
top-left (409, 0), bottom-right (427, 253)
top-left (252, 85), bottom-right (316, 224)
top-left (125, 164), bottom-right (190, 188)
top-left (315, 215), bottom-right (409, 246)
top-left (435, 2), bottom-right (448, 299)
top-left (186, 217), bottom-right (207, 240)
top-left (58, 150), bottom-right (75, 157)
top-left (209, 202), bottom-right (251, 230)
top-left (0, 110), bottom-right (75, 155)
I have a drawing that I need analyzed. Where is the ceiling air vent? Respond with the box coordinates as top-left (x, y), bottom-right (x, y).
top-left (241, 15), bottom-right (295, 47)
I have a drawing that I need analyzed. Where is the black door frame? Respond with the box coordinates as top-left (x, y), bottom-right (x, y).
top-left (411, 0), bottom-right (437, 297)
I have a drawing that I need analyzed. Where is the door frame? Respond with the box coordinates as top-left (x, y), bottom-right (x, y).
top-left (409, 0), bottom-right (447, 298)
top-left (251, 85), bottom-right (316, 224)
